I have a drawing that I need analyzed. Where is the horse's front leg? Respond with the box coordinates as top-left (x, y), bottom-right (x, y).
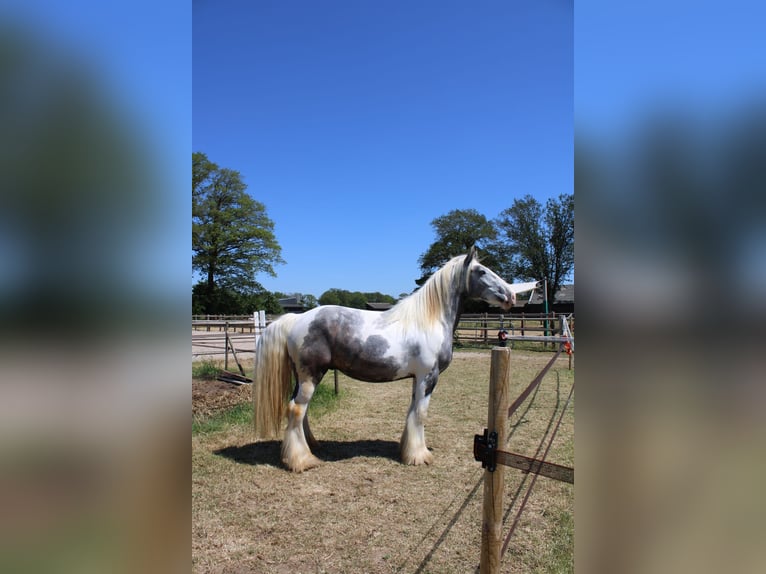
top-left (282, 380), bottom-right (322, 472)
top-left (400, 371), bottom-right (437, 465)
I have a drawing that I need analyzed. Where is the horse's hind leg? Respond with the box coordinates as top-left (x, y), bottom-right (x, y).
top-left (282, 379), bottom-right (322, 472)
top-left (303, 413), bottom-right (320, 451)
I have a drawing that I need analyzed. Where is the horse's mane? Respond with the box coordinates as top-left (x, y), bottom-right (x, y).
top-left (385, 255), bottom-right (467, 331)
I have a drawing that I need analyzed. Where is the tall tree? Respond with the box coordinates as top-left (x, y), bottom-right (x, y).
top-left (493, 193), bottom-right (574, 305)
top-left (416, 209), bottom-right (497, 285)
top-left (318, 289), bottom-right (396, 309)
top-left (192, 152), bottom-right (284, 313)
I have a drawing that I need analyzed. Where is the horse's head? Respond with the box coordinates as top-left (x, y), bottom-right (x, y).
top-left (463, 247), bottom-right (516, 311)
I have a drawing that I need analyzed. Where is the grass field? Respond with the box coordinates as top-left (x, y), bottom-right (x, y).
top-left (192, 349), bottom-right (574, 573)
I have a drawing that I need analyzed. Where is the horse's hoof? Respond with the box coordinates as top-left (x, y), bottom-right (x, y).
top-left (403, 449), bottom-right (433, 466)
top-left (284, 453), bottom-right (321, 473)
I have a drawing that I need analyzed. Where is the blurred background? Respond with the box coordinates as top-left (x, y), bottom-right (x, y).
top-left (0, 1), bottom-right (188, 572)
top-left (576, 2), bottom-right (766, 573)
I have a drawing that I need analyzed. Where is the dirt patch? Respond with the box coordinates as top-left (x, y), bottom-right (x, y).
top-left (193, 379), bottom-right (251, 418)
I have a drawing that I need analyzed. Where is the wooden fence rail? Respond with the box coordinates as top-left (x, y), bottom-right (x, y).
top-left (192, 313), bottom-right (271, 363)
top-left (192, 312), bottom-right (574, 345)
top-left (456, 313), bottom-right (574, 348)
top-left (193, 320), bottom-right (258, 333)
top-left (193, 314), bottom-right (253, 321)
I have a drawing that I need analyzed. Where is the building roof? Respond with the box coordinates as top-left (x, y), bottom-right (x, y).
top-left (526, 284), bottom-right (574, 305)
top-left (278, 296), bottom-right (305, 312)
top-left (365, 302), bottom-right (393, 311)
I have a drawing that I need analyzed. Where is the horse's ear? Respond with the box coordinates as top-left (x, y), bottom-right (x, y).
top-left (462, 246), bottom-right (476, 272)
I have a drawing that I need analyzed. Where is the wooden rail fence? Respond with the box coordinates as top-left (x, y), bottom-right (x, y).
top-left (193, 312), bottom-right (574, 344)
top-left (455, 312), bottom-right (574, 347)
top-left (192, 314), bottom-right (275, 333)
top-left (192, 312), bottom-right (270, 367)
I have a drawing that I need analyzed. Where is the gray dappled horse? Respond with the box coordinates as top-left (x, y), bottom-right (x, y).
top-left (253, 247), bottom-right (521, 472)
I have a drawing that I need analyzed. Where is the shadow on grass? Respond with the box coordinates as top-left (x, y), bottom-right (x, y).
top-left (214, 439), bottom-right (400, 467)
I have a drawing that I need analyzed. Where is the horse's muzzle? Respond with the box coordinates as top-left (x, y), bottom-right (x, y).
top-left (495, 290), bottom-right (516, 311)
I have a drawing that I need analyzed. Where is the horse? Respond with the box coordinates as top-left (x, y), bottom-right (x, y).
top-left (252, 247), bottom-right (524, 472)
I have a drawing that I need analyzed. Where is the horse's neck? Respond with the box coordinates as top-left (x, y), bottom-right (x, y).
top-left (447, 293), bottom-right (465, 337)
top-left (440, 287), bottom-right (465, 336)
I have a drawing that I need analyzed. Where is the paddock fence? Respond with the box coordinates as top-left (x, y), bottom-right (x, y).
top-left (192, 314), bottom-right (276, 333)
top-left (455, 312), bottom-right (574, 349)
top-left (192, 310), bottom-right (574, 382)
top-left (473, 325), bottom-right (575, 573)
top-left (192, 312), bottom-right (270, 381)
top-left (193, 312), bottom-right (574, 347)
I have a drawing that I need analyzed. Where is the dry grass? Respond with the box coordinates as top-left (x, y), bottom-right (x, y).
top-left (192, 349), bottom-right (574, 573)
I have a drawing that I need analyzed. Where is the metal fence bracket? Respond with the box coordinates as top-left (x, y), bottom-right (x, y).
top-left (474, 428), bottom-right (498, 472)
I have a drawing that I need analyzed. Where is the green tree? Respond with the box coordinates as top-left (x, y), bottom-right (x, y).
top-left (364, 292), bottom-right (396, 305)
top-left (318, 289), bottom-right (343, 306)
top-left (317, 289), bottom-right (396, 309)
top-left (192, 152), bottom-right (284, 313)
top-left (416, 209), bottom-right (497, 286)
top-left (493, 193), bottom-right (574, 305)
top-left (301, 294), bottom-right (319, 310)
top-left (191, 282), bottom-right (284, 315)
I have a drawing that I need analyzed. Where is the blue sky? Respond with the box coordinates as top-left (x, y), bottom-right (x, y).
top-left (193, 0), bottom-right (573, 298)
top-left (575, 1), bottom-right (766, 138)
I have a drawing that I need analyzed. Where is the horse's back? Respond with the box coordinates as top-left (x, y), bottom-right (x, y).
top-left (287, 305), bottom-right (421, 382)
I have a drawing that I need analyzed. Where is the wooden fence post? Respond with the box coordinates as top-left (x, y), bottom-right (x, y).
top-left (480, 347), bottom-right (510, 574)
top-left (224, 321), bottom-right (229, 371)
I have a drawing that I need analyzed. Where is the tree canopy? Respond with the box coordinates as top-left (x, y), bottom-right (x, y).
top-left (318, 289), bottom-right (397, 309)
top-left (416, 209), bottom-right (497, 285)
top-left (191, 283), bottom-right (284, 315)
top-left (493, 193), bottom-right (574, 305)
top-left (192, 152), bottom-right (284, 313)
top-left (416, 196), bottom-right (574, 307)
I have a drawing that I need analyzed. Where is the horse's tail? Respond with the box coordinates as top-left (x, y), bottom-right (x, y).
top-left (253, 313), bottom-right (300, 439)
